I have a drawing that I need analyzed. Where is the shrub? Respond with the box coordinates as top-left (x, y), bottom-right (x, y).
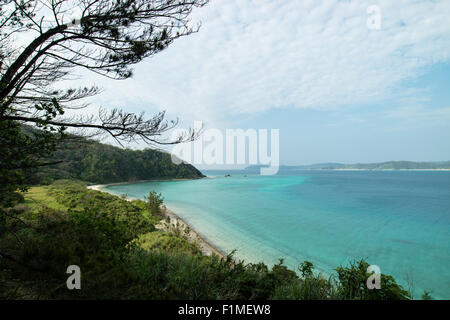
top-left (147, 191), bottom-right (164, 217)
top-left (335, 259), bottom-right (410, 300)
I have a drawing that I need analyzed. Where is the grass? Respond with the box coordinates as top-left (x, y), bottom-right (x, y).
top-left (22, 186), bottom-right (67, 211)
top-left (136, 231), bottom-right (202, 256)
top-left (1, 180), bottom-right (412, 300)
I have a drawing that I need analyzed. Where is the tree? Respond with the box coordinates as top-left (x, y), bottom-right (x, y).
top-left (1, 0), bottom-right (207, 143)
top-left (0, 0), bottom-right (208, 202)
top-left (147, 190), bottom-right (164, 216)
top-left (335, 260), bottom-right (410, 300)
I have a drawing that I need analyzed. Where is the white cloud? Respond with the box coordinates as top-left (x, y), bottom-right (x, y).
top-left (386, 105), bottom-right (450, 124)
top-left (80, 0), bottom-right (450, 127)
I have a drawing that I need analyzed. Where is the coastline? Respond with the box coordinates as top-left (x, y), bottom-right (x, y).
top-left (87, 177), bottom-right (200, 190)
top-left (159, 206), bottom-right (226, 258)
top-left (87, 180), bottom-right (225, 259)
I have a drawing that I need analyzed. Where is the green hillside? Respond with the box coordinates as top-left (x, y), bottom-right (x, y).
top-left (29, 137), bottom-right (204, 185)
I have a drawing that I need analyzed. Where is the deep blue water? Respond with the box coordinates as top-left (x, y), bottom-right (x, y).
top-left (104, 170), bottom-right (450, 299)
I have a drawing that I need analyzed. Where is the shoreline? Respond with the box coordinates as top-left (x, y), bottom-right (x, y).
top-left (87, 180), bottom-right (225, 259)
top-left (87, 177), bottom-right (201, 189)
top-left (160, 206), bottom-right (226, 258)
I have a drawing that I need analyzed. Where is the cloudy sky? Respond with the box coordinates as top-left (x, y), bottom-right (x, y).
top-left (83, 0), bottom-right (450, 166)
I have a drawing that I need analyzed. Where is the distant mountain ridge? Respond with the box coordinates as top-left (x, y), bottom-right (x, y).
top-left (246, 161), bottom-right (450, 171)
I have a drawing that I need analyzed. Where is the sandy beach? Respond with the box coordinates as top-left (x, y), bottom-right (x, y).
top-left (158, 206), bottom-right (225, 258)
top-left (87, 181), bottom-right (225, 258)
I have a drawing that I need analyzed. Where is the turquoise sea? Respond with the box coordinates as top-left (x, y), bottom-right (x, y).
top-left (104, 170), bottom-right (450, 299)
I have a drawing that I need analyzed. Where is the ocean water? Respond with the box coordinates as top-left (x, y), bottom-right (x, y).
top-left (104, 170), bottom-right (450, 299)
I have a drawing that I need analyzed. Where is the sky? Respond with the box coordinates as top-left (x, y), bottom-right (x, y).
top-left (77, 0), bottom-right (450, 166)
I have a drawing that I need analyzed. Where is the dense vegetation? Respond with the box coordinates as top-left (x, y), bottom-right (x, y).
top-left (0, 0), bottom-right (206, 229)
top-left (27, 134), bottom-right (204, 185)
top-left (0, 180), bottom-right (412, 300)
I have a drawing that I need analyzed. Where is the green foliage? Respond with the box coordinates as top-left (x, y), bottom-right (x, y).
top-left (136, 231), bottom-right (201, 256)
top-left (0, 122), bottom-right (64, 206)
top-left (0, 180), bottom-right (156, 298)
top-left (335, 260), bottom-right (410, 300)
top-left (299, 260), bottom-right (314, 277)
top-left (272, 274), bottom-right (338, 300)
top-left (147, 191), bottom-right (164, 217)
top-left (273, 260), bottom-right (338, 300)
top-left (0, 122), bottom-right (202, 209)
top-left (0, 180), bottom-right (412, 300)
top-left (28, 135), bottom-right (204, 185)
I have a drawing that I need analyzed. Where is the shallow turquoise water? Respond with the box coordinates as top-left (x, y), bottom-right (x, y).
top-left (104, 170), bottom-right (450, 299)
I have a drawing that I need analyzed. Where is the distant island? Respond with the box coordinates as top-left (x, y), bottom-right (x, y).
top-left (246, 161), bottom-right (450, 171)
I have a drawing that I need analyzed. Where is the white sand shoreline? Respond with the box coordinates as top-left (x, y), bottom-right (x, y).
top-left (87, 180), bottom-right (225, 258)
top-left (160, 206), bottom-right (226, 258)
